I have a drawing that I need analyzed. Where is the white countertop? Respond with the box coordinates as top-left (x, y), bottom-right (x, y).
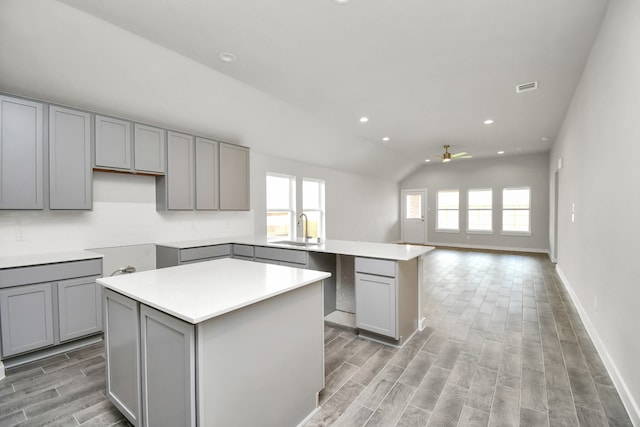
top-left (0, 250), bottom-right (103, 269)
top-left (157, 235), bottom-right (434, 261)
top-left (97, 258), bottom-right (331, 324)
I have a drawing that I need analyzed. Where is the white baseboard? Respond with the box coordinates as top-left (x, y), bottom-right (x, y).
top-left (0, 360), bottom-right (4, 382)
top-left (427, 241), bottom-right (549, 255)
top-left (555, 265), bottom-right (640, 426)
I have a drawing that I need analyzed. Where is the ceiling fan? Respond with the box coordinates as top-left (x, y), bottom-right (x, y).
top-left (436, 145), bottom-right (472, 163)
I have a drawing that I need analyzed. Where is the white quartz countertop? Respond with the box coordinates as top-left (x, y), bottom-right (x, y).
top-left (97, 258), bottom-right (330, 324)
top-left (0, 250), bottom-right (103, 269)
top-left (156, 235), bottom-right (434, 261)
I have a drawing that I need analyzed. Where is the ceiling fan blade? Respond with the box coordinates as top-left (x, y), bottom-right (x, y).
top-left (451, 151), bottom-right (468, 158)
top-left (458, 155), bottom-right (473, 159)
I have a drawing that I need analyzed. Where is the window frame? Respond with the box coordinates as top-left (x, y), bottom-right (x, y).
top-left (266, 172), bottom-right (296, 239)
top-left (301, 177), bottom-right (326, 240)
top-left (501, 186), bottom-right (532, 235)
top-left (467, 188), bottom-right (493, 234)
top-left (436, 189), bottom-right (460, 232)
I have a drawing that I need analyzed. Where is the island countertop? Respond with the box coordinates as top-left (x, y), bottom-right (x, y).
top-left (96, 258), bottom-right (331, 324)
top-left (156, 235), bottom-right (434, 261)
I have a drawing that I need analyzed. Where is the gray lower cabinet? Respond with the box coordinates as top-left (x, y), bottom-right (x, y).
top-left (195, 137), bottom-right (218, 210)
top-left (0, 95), bottom-right (44, 210)
top-left (0, 258), bottom-right (103, 358)
top-left (0, 283), bottom-right (54, 356)
top-left (49, 105), bottom-right (92, 210)
top-left (219, 142), bottom-right (250, 210)
top-left (134, 124), bottom-right (165, 174)
top-left (104, 289), bottom-right (142, 426)
top-left (95, 115), bottom-right (132, 171)
top-left (140, 305), bottom-right (195, 427)
top-left (156, 244), bottom-right (232, 268)
top-left (354, 257), bottom-right (418, 343)
top-left (104, 290), bottom-right (196, 427)
top-left (232, 244), bottom-right (254, 261)
top-left (58, 276), bottom-right (102, 342)
top-left (355, 272), bottom-right (397, 338)
top-left (254, 246), bottom-right (308, 267)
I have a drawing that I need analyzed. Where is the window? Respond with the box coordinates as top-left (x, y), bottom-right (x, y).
top-left (437, 190), bottom-right (459, 231)
top-left (502, 187), bottom-right (531, 233)
top-left (468, 189), bottom-right (492, 232)
top-left (405, 193), bottom-right (422, 220)
top-left (302, 178), bottom-right (325, 239)
top-left (266, 173), bottom-right (295, 238)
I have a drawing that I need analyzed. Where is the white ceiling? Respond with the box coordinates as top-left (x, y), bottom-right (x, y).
top-left (59, 0), bottom-right (609, 178)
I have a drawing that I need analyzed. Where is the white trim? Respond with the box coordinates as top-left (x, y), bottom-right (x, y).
top-left (556, 266), bottom-right (640, 427)
top-left (427, 241), bottom-right (549, 254)
top-left (0, 360), bottom-right (4, 381)
top-left (500, 231), bottom-right (533, 237)
top-left (466, 230), bottom-right (493, 235)
top-left (435, 229), bottom-right (460, 234)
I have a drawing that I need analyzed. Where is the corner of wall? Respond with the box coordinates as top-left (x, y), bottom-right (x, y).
top-left (555, 265), bottom-right (640, 426)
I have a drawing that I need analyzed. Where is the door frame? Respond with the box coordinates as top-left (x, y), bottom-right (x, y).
top-left (400, 188), bottom-right (428, 244)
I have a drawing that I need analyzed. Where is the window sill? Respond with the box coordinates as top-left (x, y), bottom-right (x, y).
top-left (436, 229), bottom-right (460, 234)
top-left (500, 231), bottom-right (532, 236)
top-left (466, 230), bottom-right (493, 235)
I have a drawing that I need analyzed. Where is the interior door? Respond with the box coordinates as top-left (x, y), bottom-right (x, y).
top-left (401, 189), bottom-right (426, 244)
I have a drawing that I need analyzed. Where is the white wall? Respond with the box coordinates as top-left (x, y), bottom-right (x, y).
top-left (401, 152), bottom-right (550, 252)
top-left (251, 152), bottom-right (399, 243)
top-left (550, 0), bottom-right (640, 422)
top-left (0, 172), bottom-right (254, 257)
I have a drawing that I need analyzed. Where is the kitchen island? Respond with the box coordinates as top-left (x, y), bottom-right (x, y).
top-left (97, 258), bottom-right (330, 427)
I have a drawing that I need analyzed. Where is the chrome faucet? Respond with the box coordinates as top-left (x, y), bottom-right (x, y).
top-left (299, 213), bottom-right (309, 241)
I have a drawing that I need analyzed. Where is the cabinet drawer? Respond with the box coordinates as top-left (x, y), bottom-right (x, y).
top-left (0, 258), bottom-right (102, 288)
top-left (254, 247), bottom-right (307, 265)
top-left (232, 244), bottom-right (254, 258)
top-left (355, 258), bottom-right (396, 278)
top-left (180, 245), bottom-right (231, 262)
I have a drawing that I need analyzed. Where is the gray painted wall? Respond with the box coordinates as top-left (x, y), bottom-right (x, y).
top-left (550, 0), bottom-right (640, 422)
top-left (401, 152), bottom-right (550, 252)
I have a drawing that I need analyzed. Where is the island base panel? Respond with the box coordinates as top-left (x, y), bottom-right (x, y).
top-left (197, 281), bottom-right (324, 427)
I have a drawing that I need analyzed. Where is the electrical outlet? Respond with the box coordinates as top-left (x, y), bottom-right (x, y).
top-left (16, 229), bottom-right (25, 241)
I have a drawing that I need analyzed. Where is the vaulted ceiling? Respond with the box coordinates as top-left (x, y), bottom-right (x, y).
top-left (20, 0), bottom-right (612, 180)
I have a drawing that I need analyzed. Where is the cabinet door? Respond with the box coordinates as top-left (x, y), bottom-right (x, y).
top-left (219, 143), bottom-right (249, 210)
top-left (195, 137), bottom-right (218, 210)
top-left (49, 106), bottom-right (92, 209)
top-left (356, 273), bottom-right (397, 338)
top-left (0, 95), bottom-right (44, 209)
top-left (134, 124), bottom-right (165, 174)
top-left (140, 305), bottom-right (195, 427)
top-left (166, 131), bottom-right (194, 210)
top-left (104, 289), bottom-right (142, 426)
top-left (95, 115), bottom-right (132, 170)
top-left (0, 283), bottom-right (54, 357)
top-left (58, 276), bottom-right (102, 342)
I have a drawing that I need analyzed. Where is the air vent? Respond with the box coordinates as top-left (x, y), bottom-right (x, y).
top-left (516, 81), bottom-right (538, 93)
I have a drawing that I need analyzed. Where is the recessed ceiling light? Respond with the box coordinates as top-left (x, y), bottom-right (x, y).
top-left (498, 151), bottom-right (505, 154)
top-left (424, 159), bottom-right (431, 162)
top-left (541, 136), bottom-right (550, 142)
top-left (484, 119), bottom-right (494, 125)
top-left (359, 117), bottom-right (369, 123)
top-left (332, 0), bottom-right (351, 4)
top-left (382, 137), bottom-right (390, 142)
top-left (218, 52), bottom-right (236, 63)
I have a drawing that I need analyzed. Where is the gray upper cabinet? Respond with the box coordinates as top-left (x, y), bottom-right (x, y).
top-left (134, 124), bottom-right (165, 174)
top-left (219, 142), bottom-right (250, 210)
top-left (195, 137), bottom-right (218, 210)
top-left (95, 115), bottom-right (132, 171)
top-left (49, 105), bottom-right (92, 210)
top-left (0, 95), bottom-right (44, 210)
top-left (165, 131), bottom-right (194, 210)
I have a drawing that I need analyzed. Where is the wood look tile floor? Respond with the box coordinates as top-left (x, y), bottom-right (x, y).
top-left (0, 249), bottom-right (633, 426)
